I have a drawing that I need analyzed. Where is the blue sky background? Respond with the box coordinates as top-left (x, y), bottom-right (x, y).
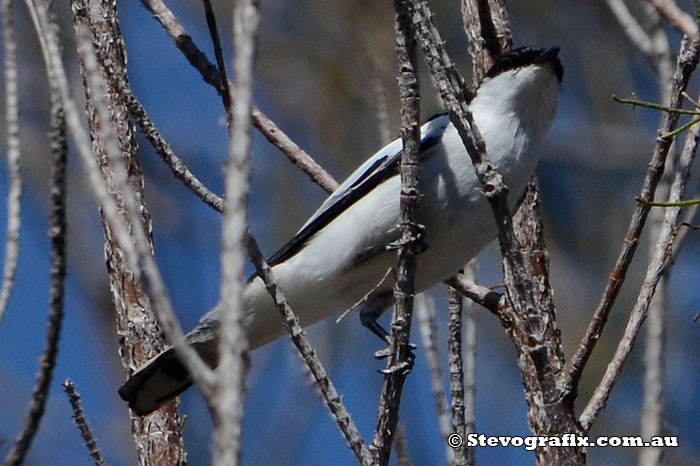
top-left (1, 1), bottom-right (700, 465)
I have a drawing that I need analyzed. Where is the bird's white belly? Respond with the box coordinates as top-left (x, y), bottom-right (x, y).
top-left (243, 146), bottom-right (532, 349)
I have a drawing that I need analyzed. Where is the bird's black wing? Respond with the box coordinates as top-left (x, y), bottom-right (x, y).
top-left (260, 113), bottom-right (450, 271)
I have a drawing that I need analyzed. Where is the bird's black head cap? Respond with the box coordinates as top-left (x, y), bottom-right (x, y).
top-left (485, 46), bottom-right (563, 83)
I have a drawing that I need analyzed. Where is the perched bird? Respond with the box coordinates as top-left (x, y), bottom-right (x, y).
top-left (119, 46), bottom-right (563, 415)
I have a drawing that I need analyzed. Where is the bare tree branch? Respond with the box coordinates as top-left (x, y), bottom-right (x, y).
top-left (120, 83), bottom-right (225, 212)
top-left (71, 0), bottom-right (215, 391)
top-left (139, 0), bottom-right (339, 194)
top-left (446, 287), bottom-right (467, 466)
top-left (392, 425), bottom-right (412, 466)
top-left (0, 0), bottom-right (22, 326)
top-left (3, 45), bottom-right (67, 466)
top-left (201, 0), bottom-right (232, 126)
top-left (70, 5), bottom-right (195, 463)
top-left (629, 4), bottom-right (675, 464)
top-left (448, 262), bottom-right (478, 466)
top-left (63, 380), bottom-right (108, 466)
top-left (564, 36), bottom-right (700, 395)
top-left (370, 2), bottom-right (422, 463)
top-left (416, 294), bottom-right (453, 465)
top-left (650, 0), bottom-right (700, 39)
top-left (210, 0), bottom-right (258, 463)
top-left (580, 88), bottom-right (700, 431)
top-left (445, 274), bottom-right (504, 317)
top-left (244, 231), bottom-right (373, 465)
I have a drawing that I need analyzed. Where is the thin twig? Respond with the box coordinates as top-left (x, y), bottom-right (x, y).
top-left (416, 294), bottom-right (453, 465)
top-left (62, 380), bottom-right (108, 466)
top-left (370, 2), bottom-right (422, 463)
top-left (140, 0), bottom-right (220, 90)
top-left (638, 196), bottom-right (700, 207)
top-left (201, 0), bottom-right (232, 126)
top-left (0, 0), bottom-right (22, 326)
top-left (564, 36), bottom-right (700, 393)
top-left (211, 0), bottom-right (258, 464)
top-left (613, 95), bottom-right (698, 115)
top-left (251, 107), bottom-right (339, 193)
top-left (139, 0), bottom-right (339, 194)
top-left (3, 71), bottom-right (68, 466)
top-left (580, 85), bottom-right (700, 430)
top-left (120, 84), bottom-right (225, 212)
top-left (444, 274), bottom-right (504, 317)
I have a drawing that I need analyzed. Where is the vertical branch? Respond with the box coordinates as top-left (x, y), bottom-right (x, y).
top-left (29, 1), bottom-right (214, 435)
top-left (370, 1), bottom-right (421, 464)
top-left (368, 55), bottom-right (392, 145)
top-left (0, 0), bottom-right (22, 326)
top-left (462, 301), bottom-right (477, 465)
top-left (70, 1), bottom-right (193, 464)
top-left (510, 182), bottom-right (582, 464)
top-left (3, 53), bottom-right (68, 466)
top-left (211, 0), bottom-right (259, 464)
top-left (639, 4), bottom-right (674, 465)
top-left (448, 261), bottom-right (478, 466)
top-left (416, 294), bottom-right (453, 465)
top-left (446, 287), bottom-right (467, 466)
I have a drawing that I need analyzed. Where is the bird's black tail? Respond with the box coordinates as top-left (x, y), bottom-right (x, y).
top-left (118, 346), bottom-right (200, 415)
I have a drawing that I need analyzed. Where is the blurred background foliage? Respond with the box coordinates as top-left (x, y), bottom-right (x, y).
top-left (1, 0), bottom-right (699, 464)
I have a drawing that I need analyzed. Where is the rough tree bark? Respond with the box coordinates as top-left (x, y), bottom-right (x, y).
top-left (72, 1), bottom-right (186, 464)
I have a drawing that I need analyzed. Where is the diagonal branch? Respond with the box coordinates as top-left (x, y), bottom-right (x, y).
top-left (3, 36), bottom-right (68, 465)
top-left (120, 84), bottom-right (225, 212)
top-left (580, 86), bottom-right (700, 430)
top-left (201, 0), bottom-right (232, 126)
top-left (245, 230), bottom-right (373, 465)
top-left (63, 380), bottom-right (108, 466)
top-left (139, 0), bottom-right (339, 194)
top-left (563, 36), bottom-right (700, 393)
top-left (649, 0), bottom-right (700, 39)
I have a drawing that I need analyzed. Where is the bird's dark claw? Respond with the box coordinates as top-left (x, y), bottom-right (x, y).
top-left (377, 343), bottom-right (416, 375)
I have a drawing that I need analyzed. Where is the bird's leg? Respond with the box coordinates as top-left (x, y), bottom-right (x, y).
top-left (360, 307), bottom-right (391, 344)
top-left (360, 307), bottom-right (416, 375)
